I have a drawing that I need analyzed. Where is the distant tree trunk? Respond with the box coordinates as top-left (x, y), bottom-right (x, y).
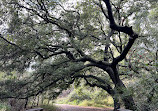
top-left (37, 96), bottom-right (40, 106)
top-left (32, 97), bottom-right (36, 107)
top-left (41, 95), bottom-right (44, 105)
top-left (47, 99), bottom-right (50, 105)
top-left (121, 94), bottom-right (137, 111)
top-left (24, 98), bottom-right (28, 108)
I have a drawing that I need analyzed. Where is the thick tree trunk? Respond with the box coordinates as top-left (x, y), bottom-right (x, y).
top-left (116, 79), bottom-right (137, 111)
top-left (112, 86), bottom-right (136, 111)
top-left (103, 66), bottom-right (137, 111)
top-left (121, 95), bottom-right (137, 110)
top-left (103, 83), bottom-right (120, 111)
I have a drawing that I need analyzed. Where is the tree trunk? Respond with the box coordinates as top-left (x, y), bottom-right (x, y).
top-left (47, 99), bottom-right (50, 105)
top-left (41, 95), bottom-right (44, 105)
top-left (24, 98), bottom-right (28, 108)
top-left (121, 93), bottom-right (137, 110)
top-left (113, 96), bottom-right (120, 111)
top-left (103, 83), bottom-right (120, 111)
top-left (103, 66), bottom-right (137, 111)
top-left (116, 80), bottom-right (137, 111)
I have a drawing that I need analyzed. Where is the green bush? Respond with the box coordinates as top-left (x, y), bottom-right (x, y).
top-left (56, 86), bottom-right (114, 108)
top-left (104, 96), bottom-right (114, 106)
top-left (55, 98), bottom-right (69, 104)
top-left (78, 100), bottom-right (94, 106)
top-left (0, 103), bottom-right (10, 111)
top-left (68, 90), bottom-right (91, 102)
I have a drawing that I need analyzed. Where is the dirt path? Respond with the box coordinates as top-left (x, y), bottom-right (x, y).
top-left (56, 104), bottom-right (113, 111)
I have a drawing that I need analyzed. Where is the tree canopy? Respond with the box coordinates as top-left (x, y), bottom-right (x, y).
top-left (0, 0), bottom-right (157, 111)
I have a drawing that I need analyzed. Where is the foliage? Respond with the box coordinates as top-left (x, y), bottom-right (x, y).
top-left (0, 0), bottom-right (157, 110)
top-left (56, 86), bottom-right (113, 107)
top-left (0, 103), bottom-right (10, 111)
top-left (125, 46), bottom-right (158, 110)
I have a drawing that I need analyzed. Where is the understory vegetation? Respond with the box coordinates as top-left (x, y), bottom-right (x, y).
top-left (0, 100), bottom-right (58, 111)
top-left (0, 103), bottom-right (10, 111)
top-left (56, 86), bottom-right (114, 108)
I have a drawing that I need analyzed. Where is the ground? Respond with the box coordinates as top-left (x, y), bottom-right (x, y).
top-left (56, 104), bottom-right (113, 111)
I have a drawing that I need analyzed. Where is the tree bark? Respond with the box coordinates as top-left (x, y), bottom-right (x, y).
top-left (115, 81), bottom-right (137, 110)
top-left (100, 65), bottom-right (137, 111)
top-left (113, 96), bottom-right (120, 111)
top-left (113, 67), bottom-right (137, 111)
top-left (24, 98), bottom-right (28, 108)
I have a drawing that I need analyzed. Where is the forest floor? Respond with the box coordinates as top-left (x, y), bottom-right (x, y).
top-left (55, 104), bottom-right (113, 111)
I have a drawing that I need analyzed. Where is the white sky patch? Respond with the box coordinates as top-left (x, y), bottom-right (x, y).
top-left (62, 0), bottom-right (81, 9)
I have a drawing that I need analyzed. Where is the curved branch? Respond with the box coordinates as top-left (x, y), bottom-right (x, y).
top-left (102, 0), bottom-right (139, 65)
top-left (113, 37), bottom-right (137, 65)
top-left (103, 0), bottom-right (138, 36)
top-left (74, 74), bottom-right (115, 96)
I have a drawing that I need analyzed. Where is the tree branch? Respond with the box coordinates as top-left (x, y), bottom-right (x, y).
top-left (74, 74), bottom-right (115, 96)
top-left (103, 0), bottom-right (138, 36)
top-left (95, 0), bottom-right (109, 19)
top-left (0, 34), bottom-right (23, 50)
top-left (113, 37), bottom-right (137, 65)
top-left (102, 0), bottom-right (138, 65)
top-left (34, 50), bottom-right (66, 59)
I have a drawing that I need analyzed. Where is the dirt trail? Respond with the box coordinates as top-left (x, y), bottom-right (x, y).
top-left (56, 104), bottom-right (113, 111)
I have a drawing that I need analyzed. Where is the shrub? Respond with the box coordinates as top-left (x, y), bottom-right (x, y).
top-left (78, 100), bottom-right (94, 106)
top-left (67, 88), bottom-right (91, 102)
top-left (0, 103), bottom-right (10, 111)
top-left (56, 86), bottom-right (114, 108)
